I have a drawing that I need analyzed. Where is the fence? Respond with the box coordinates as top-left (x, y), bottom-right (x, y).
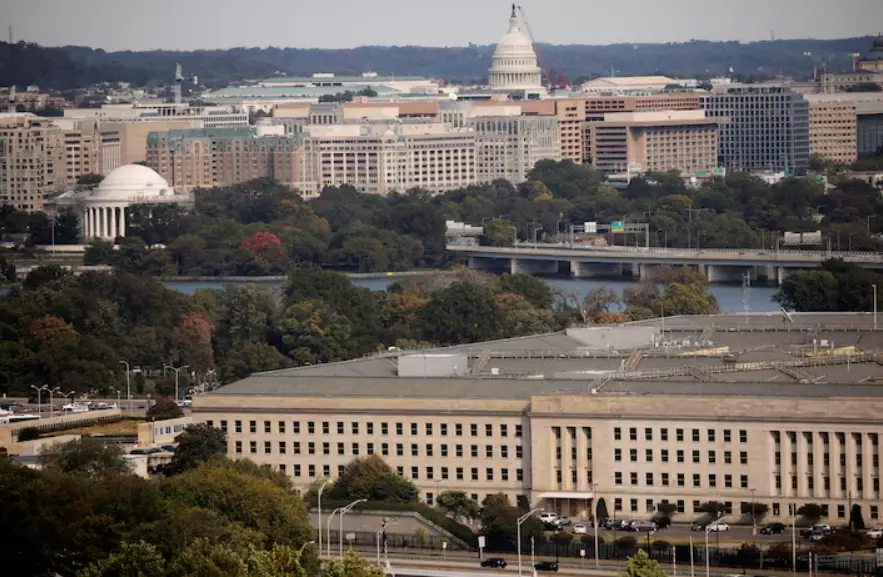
top-left (325, 530), bottom-right (468, 552)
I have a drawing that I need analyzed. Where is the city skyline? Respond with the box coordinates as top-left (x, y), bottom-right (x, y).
top-left (2, 0), bottom-right (881, 52)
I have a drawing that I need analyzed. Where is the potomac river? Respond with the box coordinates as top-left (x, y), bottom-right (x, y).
top-left (164, 275), bottom-right (780, 313)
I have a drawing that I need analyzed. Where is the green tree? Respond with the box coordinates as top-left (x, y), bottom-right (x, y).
top-left (695, 501), bottom-right (727, 518)
top-left (146, 398), bottom-right (184, 421)
top-left (165, 424), bottom-right (228, 475)
top-left (78, 540), bottom-right (166, 577)
top-left (620, 549), bottom-right (666, 577)
top-left (797, 503), bottom-right (825, 524)
top-left (18, 427), bottom-right (40, 441)
top-left (481, 218), bottom-right (517, 247)
top-left (479, 493), bottom-right (544, 552)
top-left (437, 490), bottom-right (481, 522)
top-left (741, 502), bottom-right (769, 523)
top-left (419, 282), bottom-right (504, 345)
top-left (39, 436), bottom-right (130, 478)
top-left (219, 340), bottom-right (289, 382)
top-left (246, 543), bottom-right (307, 577)
top-left (849, 504), bottom-right (865, 531)
top-left (596, 497), bottom-right (609, 521)
top-left (320, 549), bottom-right (385, 577)
top-left (329, 455), bottom-right (418, 503)
top-left (499, 273), bottom-right (554, 309)
top-left (168, 538), bottom-right (248, 577)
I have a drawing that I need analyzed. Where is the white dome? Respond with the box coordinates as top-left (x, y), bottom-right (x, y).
top-left (488, 7), bottom-right (543, 92)
top-left (92, 164), bottom-right (171, 199)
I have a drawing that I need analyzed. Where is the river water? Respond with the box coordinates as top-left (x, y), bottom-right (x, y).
top-left (164, 276), bottom-right (780, 313)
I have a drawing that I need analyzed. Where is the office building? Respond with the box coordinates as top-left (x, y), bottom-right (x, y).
top-left (58, 120), bottom-right (122, 185)
top-left (194, 313), bottom-right (883, 524)
top-left (804, 95), bottom-right (858, 165)
top-left (701, 87), bottom-right (810, 174)
top-left (299, 122), bottom-right (476, 197)
top-left (0, 113), bottom-right (65, 211)
top-left (145, 127), bottom-right (307, 192)
top-left (583, 110), bottom-right (722, 173)
top-left (579, 76), bottom-right (682, 94)
top-left (857, 98), bottom-right (883, 157)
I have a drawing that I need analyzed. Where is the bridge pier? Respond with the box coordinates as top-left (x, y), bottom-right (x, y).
top-left (511, 259), bottom-right (558, 275)
top-left (468, 256), bottom-right (510, 273)
top-left (570, 261), bottom-right (625, 278)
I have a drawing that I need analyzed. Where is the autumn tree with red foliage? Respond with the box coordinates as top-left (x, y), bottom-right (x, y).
top-left (241, 231), bottom-right (286, 272)
top-left (171, 313), bottom-right (215, 372)
top-left (28, 315), bottom-right (76, 343)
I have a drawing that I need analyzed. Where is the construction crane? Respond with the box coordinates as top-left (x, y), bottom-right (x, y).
top-left (516, 5), bottom-right (567, 91)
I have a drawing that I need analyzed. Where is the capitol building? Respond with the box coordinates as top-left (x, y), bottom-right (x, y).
top-left (488, 4), bottom-right (547, 99)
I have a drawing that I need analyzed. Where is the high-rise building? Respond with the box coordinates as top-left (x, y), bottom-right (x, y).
top-left (145, 127), bottom-right (307, 192)
top-left (300, 122), bottom-right (476, 197)
top-left (804, 95), bottom-right (858, 165)
top-left (59, 120), bottom-right (122, 185)
top-left (701, 87), bottom-right (810, 174)
top-left (0, 113), bottom-right (64, 211)
top-left (470, 114), bottom-right (560, 183)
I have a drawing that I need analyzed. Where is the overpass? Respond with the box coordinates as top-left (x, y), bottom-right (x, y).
top-left (448, 243), bottom-right (883, 284)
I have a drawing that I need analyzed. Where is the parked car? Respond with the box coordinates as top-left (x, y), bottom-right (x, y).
top-left (572, 524), bottom-right (588, 534)
top-left (706, 522), bottom-right (730, 532)
top-left (602, 518), bottom-right (618, 530)
top-left (691, 523), bottom-right (706, 531)
top-left (481, 558), bottom-right (507, 568)
top-left (534, 561), bottom-right (559, 572)
top-left (539, 512), bottom-right (559, 523)
top-left (808, 530), bottom-right (826, 542)
top-left (555, 516), bottom-right (572, 526)
top-left (866, 527), bottom-right (883, 539)
top-left (629, 520), bottom-right (657, 532)
top-left (760, 523), bottom-right (786, 535)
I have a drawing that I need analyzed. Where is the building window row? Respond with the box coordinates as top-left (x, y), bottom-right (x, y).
top-left (613, 426), bottom-right (747, 444)
top-left (220, 419), bottom-right (522, 438)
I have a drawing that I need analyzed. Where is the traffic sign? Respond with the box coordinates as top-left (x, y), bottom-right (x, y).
top-left (611, 221), bottom-right (625, 233)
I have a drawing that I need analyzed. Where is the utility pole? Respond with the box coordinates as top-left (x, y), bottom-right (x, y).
top-left (743, 272), bottom-right (751, 329)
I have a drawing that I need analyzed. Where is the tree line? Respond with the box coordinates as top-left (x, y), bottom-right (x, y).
top-left (1, 37), bottom-right (876, 90)
top-left (0, 425), bottom-right (389, 577)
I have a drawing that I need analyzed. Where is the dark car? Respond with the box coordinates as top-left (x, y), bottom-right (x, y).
top-left (535, 561), bottom-right (559, 572)
top-left (760, 523), bottom-right (786, 535)
top-left (481, 558), bottom-right (507, 568)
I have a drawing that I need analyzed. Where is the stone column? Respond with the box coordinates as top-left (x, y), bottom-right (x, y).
top-left (82, 209), bottom-right (89, 239)
top-left (119, 206), bottom-right (126, 238)
top-left (112, 206), bottom-right (119, 239)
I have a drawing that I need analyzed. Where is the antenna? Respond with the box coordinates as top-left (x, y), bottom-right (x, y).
top-left (173, 63), bottom-right (184, 105)
top-left (7, 25), bottom-right (12, 44)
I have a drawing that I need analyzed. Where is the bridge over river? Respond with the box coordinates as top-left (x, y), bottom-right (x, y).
top-left (448, 243), bottom-right (883, 284)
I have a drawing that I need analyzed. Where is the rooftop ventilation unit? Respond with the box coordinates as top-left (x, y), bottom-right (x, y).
top-left (397, 353), bottom-right (469, 378)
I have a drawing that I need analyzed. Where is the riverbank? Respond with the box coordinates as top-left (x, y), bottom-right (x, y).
top-left (158, 269), bottom-right (443, 283)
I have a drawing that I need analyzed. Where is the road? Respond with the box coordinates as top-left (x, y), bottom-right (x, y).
top-left (562, 523), bottom-right (792, 545)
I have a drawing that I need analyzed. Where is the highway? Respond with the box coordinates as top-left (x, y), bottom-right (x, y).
top-left (447, 243), bottom-right (883, 268)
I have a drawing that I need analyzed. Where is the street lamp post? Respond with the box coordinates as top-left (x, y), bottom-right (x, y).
top-left (298, 541), bottom-right (315, 555)
top-left (163, 364), bottom-right (190, 403)
top-left (29, 385), bottom-right (46, 415)
top-left (377, 517), bottom-right (399, 567)
top-left (317, 480), bottom-right (330, 558)
top-left (592, 485), bottom-right (600, 568)
top-left (326, 508), bottom-right (341, 557)
top-left (47, 387), bottom-right (60, 418)
top-left (750, 488), bottom-right (757, 535)
top-left (705, 514), bottom-right (725, 577)
top-left (874, 284), bottom-right (878, 331)
top-left (517, 508), bottom-right (542, 576)
top-left (119, 361), bottom-right (132, 414)
top-left (339, 499), bottom-right (367, 558)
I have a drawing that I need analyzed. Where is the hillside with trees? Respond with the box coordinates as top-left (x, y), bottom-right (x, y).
top-left (0, 37), bottom-right (875, 90)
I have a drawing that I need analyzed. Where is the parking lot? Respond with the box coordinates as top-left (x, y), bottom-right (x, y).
top-left (553, 520), bottom-right (795, 545)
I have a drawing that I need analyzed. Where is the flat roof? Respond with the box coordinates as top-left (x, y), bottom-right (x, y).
top-left (206, 313), bottom-right (883, 401)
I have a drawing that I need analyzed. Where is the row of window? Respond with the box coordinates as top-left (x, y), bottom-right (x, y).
top-left (613, 427), bottom-right (748, 443)
top-left (214, 419), bottom-right (522, 438)
top-left (231, 439), bottom-right (525, 459)
top-left (614, 448), bottom-right (749, 465)
top-left (276, 461), bottom-right (525, 484)
top-left (611, 499), bottom-right (881, 521)
top-left (614, 471), bottom-right (751, 489)
top-left (773, 475), bottom-right (881, 494)
top-left (774, 451), bottom-right (880, 468)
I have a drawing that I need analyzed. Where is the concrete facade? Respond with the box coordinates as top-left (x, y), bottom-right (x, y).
top-left (61, 120), bottom-right (122, 185)
top-left (701, 87), bottom-right (810, 174)
top-left (193, 320), bottom-right (883, 525)
top-left (0, 113), bottom-right (65, 212)
top-left (805, 95), bottom-right (858, 165)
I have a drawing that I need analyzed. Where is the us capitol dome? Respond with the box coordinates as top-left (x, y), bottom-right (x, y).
top-left (488, 4), bottom-right (546, 96)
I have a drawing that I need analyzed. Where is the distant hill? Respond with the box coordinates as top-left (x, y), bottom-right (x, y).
top-left (0, 37), bottom-right (874, 91)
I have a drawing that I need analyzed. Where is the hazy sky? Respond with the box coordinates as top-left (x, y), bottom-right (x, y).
top-left (3, 0), bottom-right (882, 51)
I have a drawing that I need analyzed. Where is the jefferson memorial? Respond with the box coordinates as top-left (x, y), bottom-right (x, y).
top-left (56, 164), bottom-right (191, 241)
top-left (487, 4), bottom-right (547, 98)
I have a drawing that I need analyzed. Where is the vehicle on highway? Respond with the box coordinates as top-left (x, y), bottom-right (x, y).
top-left (801, 525), bottom-right (833, 539)
top-left (480, 558), bottom-right (507, 568)
top-left (572, 524), bottom-right (588, 534)
top-left (534, 561), bottom-right (559, 572)
top-left (866, 527), bottom-right (883, 539)
top-left (706, 522), bottom-right (730, 532)
top-left (691, 523), bottom-right (706, 531)
top-left (808, 530), bottom-right (826, 542)
top-left (760, 523), bottom-right (786, 535)
top-left (602, 518), bottom-right (619, 530)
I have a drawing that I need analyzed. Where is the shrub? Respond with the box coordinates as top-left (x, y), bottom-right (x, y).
top-left (18, 427), bottom-right (40, 442)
